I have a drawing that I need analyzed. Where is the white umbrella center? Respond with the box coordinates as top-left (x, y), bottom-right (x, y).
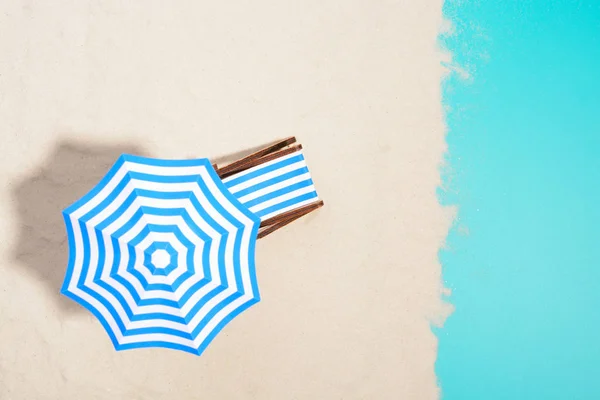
top-left (150, 249), bottom-right (171, 270)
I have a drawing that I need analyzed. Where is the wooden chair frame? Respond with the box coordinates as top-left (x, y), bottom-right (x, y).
top-left (213, 137), bottom-right (324, 239)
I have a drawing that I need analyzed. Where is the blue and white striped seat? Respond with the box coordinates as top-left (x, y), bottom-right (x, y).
top-left (222, 150), bottom-right (319, 221)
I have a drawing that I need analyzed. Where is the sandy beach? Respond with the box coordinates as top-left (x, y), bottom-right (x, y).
top-left (0, 1), bottom-right (449, 398)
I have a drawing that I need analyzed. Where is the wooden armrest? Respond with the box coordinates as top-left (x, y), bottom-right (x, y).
top-left (216, 136), bottom-right (296, 177)
top-left (258, 200), bottom-right (324, 239)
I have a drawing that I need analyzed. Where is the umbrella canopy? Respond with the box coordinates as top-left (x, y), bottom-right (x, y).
top-left (62, 154), bottom-right (261, 355)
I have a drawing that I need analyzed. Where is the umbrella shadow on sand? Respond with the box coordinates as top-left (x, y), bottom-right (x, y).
top-left (12, 140), bottom-right (148, 314)
top-left (11, 138), bottom-right (275, 314)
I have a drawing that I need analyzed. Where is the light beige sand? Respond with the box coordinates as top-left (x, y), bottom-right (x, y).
top-left (0, 1), bottom-right (450, 398)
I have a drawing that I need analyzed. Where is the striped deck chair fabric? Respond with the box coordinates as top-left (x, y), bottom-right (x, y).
top-left (214, 137), bottom-right (322, 238)
top-left (222, 150), bottom-right (319, 222)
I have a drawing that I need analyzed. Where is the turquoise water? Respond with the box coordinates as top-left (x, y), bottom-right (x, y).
top-left (437, 1), bottom-right (600, 399)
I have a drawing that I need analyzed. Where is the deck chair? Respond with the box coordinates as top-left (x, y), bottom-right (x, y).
top-left (214, 137), bottom-right (323, 238)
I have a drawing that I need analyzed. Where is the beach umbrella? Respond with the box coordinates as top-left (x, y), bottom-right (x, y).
top-left (62, 138), bottom-right (322, 355)
top-left (62, 155), bottom-right (262, 355)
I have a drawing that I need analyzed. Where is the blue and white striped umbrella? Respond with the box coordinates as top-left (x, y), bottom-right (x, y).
top-left (62, 151), bottom-right (319, 355)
